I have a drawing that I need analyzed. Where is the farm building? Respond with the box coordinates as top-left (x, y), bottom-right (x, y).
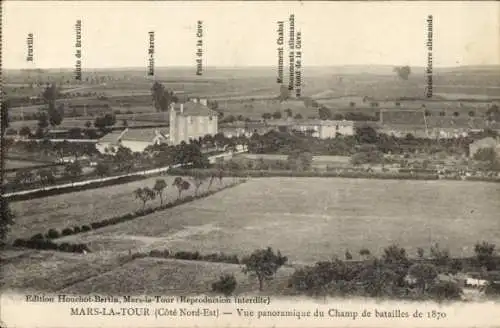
top-left (169, 98), bottom-right (219, 145)
top-left (96, 128), bottom-right (169, 154)
top-left (469, 137), bottom-right (500, 159)
top-left (291, 119), bottom-right (355, 138)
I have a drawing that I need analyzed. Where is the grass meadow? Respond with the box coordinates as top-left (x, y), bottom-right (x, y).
top-left (8, 175), bottom-right (235, 242)
top-left (59, 178), bottom-right (500, 264)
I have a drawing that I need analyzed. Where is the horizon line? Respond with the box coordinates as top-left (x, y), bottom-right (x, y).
top-left (5, 64), bottom-right (500, 71)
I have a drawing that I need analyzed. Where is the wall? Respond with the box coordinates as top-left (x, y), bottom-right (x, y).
top-left (170, 111), bottom-right (218, 145)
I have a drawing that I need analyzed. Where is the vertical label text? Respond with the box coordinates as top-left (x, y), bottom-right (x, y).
top-left (196, 20), bottom-right (203, 76)
top-left (74, 19), bottom-right (82, 81)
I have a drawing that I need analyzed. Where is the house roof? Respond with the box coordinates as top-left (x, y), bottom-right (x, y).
top-left (173, 101), bottom-right (218, 117)
top-left (99, 128), bottom-right (169, 144)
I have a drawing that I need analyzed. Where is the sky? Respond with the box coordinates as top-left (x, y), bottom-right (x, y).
top-left (2, 1), bottom-right (500, 69)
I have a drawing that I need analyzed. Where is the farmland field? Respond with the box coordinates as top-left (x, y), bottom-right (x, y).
top-left (5, 159), bottom-right (51, 170)
top-left (8, 175), bottom-right (235, 242)
top-left (60, 178), bottom-right (500, 265)
top-left (0, 250), bottom-right (293, 294)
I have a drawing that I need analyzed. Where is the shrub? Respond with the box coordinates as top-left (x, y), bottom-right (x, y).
top-left (382, 244), bottom-right (409, 265)
top-left (484, 282), bottom-right (500, 296)
top-left (81, 225), bottom-right (91, 232)
top-left (73, 226), bottom-right (81, 234)
top-left (174, 251), bottom-right (201, 260)
top-left (149, 249), bottom-right (170, 258)
top-left (30, 233), bottom-right (44, 241)
top-left (474, 241), bottom-right (496, 271)
top-left (430, 243), bottom-right (450, 267)
top-left (58, 243), bottom-right (71, 252)
top-left (428, 281), bottom-right (462, 301)
top-left (13, 239), bottom-right (27, 247)
top-left (61, 228), bottom-right (73, 236)
top-left (449, 259), bottom-right (463, 274)
top-left (211, 274), bottom-right (237, 296)
top-left (408, 263), bottom-right (438, 291)
top-left (46, 229), bottom-right (60, 239)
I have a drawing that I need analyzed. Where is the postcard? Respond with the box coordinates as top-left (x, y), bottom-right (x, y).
top-left (1, 1), bottom-right (500, 327)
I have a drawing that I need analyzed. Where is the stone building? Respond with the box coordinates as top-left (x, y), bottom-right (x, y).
top-left (169, 98), bottom-right (219, 145)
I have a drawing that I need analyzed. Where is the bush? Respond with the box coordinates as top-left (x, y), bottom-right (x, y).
top-left (61, 228), bottom-right (74, 236)
top-left (73, 226), bottom-right (81, 234)
top-left (149, 249), bottom-right (170, 258)
top-left (30, 233), bottom-right (44, 241)
top-left (13, 239), bottom-right (27, 247)
top-left (46, 229), bottom-right (60, 239)
top-left (211, 274), bottom-right (237, 296)
top-left (484, 282), bottom-right (500, 296)
top-left (428, 281), bottom-right (462, 301)
top-left (81, 225), bottom-right (91, 232)
top-left (474, 241), bottom-right (496, 271)
top-left (174, 251), bottom-right (201, 260)
top-left (58, 243), bottom-right (71, 252)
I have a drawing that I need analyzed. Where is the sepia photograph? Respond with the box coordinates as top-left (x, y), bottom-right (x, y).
top-left (1, 1), bottom-right (500, 327)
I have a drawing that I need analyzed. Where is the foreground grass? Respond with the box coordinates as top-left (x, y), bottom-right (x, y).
top-left (8, 176), bottom-right (234, 242)
top-left (59, 257), bottom-right (294, 295)
top-left (59, 178), bottom-right (500, 263)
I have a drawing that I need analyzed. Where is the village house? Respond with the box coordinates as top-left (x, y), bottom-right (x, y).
top-left (96, 128), bottom-right (169, 154)
top-left (290, 119), bottom-right (355, 138)
top-left (169, 98), bottom-right (219, 145)
top-left (97, 98), bottom-right (219, 154)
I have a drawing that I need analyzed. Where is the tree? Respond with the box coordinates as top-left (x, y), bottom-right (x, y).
top-left (48, 103), bottom-right (64, 127)
top-left (37, 111), bottom-right (49, 129)
top-left (473, 147), bottom-right (497, 163)
top-left (428, 281), bottom-right (462, 301)
top-left (318, 106), bottom-right (332, 120)
top-left (382, 244), bottom-right (409, 265)
top-left (38, 168), bottom-right (56, 186)
top-left (84, 121), bottom-right (92, 129)
top-left (359, 248), bottom-right (371, 260)
top-left (173, 177), bottom-right (190, 199)
top-left (65, 161), bottom-right (82, 180)
top-left (68, 127), bottom-right (82, 139)
top-left (355, 125), bottom-right (378, 144)
top-left (42, 83), bottom-right (59, 109)
top-left (287, 150), bottom-right (312, 171)
top-left (294, 113), bottom-right (303, 120)
top-left (486, 104), bottom-right (500, 122)
top-left (242, 247), bottom-right (288, 291)
top-left (358, 259), bottom-right (398, 297)
top-left (408, 263), bottom-right (438, 292)
top-left (430, 243), bottom-right (450, 267)
top-left (0, 196), bottom-right (15, 244)
top-left (393, 66), bottom-right (411, 80)
top-left (474, 241), bottom-right (496, 271)
top-left (345, 250), bottom-right (353, 260)
top-left (417, 247), bottom-right (425, 258)
top-left (192, 170), bottom-right (207, 196)
top-left (134, 187), bottom-right (156, 210)
top-left (284, 108), bottom-right (293, 118)
top-left (272, 111), bottom-right (282, 119)
top-left (262, 113), bottom-right (272, 120)
top-left (1, 100), bottom-right (10, 132)
top-left (15, 170), bottom-right (35, 184)
top-left (19, 126), bottom-right (32, 138)
top-left (94, 162), bottom-right (111, 177)
top-left (114, 146), bottom-right (134, 173)
top-left (211, 274), bottom-right (237, 296)
top-left (153, 179), bottom-right (167, 204)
